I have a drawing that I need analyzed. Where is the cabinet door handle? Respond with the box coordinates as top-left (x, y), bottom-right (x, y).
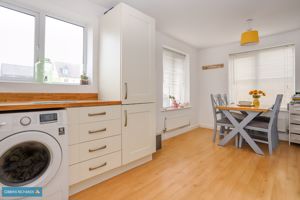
top-left (124, 110), bottom-right (128, 127)
top-left (124, 82), bottom-right (128, 100)
top-left (88, 112), bottom-right (106, 117)
top-left (89, 145), bottom-right (107, 152)
top-left (89, 162), bottom-right (107, 171)
top-left (88, 128), bottom-right (107, 134)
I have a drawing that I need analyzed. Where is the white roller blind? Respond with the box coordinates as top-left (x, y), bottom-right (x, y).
top-left (163, 48), bottom-right (189, 108)
top-left (229, 45), bottom-right (295, 108)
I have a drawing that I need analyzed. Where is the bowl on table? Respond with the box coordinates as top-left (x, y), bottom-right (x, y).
top-left (238, 101), bottom-right (253, 107)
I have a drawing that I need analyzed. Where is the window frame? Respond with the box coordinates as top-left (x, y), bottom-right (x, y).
top-left (228, 44), bottom-right (296, 108)
top-left (0, 2), bottom-right (88, 84)
top-left (162, 46), bottom-right (191, 109)
top-left (0, 2), bottom-right (40, 82)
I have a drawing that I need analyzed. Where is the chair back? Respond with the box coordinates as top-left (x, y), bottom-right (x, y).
top-left (210, 94), bottom-right (228, 123)
top-left (223, 94), bottom-right (229, 105)
top-left (268, 94), bottom-right (283, 131)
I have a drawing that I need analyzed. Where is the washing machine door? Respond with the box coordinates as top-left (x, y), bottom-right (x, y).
top-left (0, 131), bottom-right (62, 188)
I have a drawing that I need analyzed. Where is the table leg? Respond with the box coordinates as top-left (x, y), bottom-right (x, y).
top-left (219, 110), bottom-right (264, 155)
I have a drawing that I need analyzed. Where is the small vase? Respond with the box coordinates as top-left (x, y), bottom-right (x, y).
top-left (252, 97), bottom-right (260, 107)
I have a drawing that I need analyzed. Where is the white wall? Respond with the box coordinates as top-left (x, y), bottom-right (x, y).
top-left (156, 32), bottom-right (199, 138)
top-left (198, 29), bottom-right (300, 132)
top-left (0, 0), bottom-right (106, 93)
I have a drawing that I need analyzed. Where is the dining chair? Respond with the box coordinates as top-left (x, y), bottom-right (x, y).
top-left (211, 94), bottom-right (233, 143)
top-left (242, 94), bottom-right (283, 155)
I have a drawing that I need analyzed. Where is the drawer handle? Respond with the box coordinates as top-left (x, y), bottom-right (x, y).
top-left (89, 162), bottom-right (107, 171)
top-left (88, 128), bottom-right (107, 134)
top-left (124, 110), bottom-right (128, 127)
top-left (124, 82), bottom-right (128, 100)
top-left (0, 122), bottom-right (7, 126)
top-left (89, 145), bottom-right (107, 153)
top-left (88, 112), bottom-right (106, 117)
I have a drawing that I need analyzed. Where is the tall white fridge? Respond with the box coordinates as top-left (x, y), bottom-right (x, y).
top-left (99, 3), bottom-right (156, 164)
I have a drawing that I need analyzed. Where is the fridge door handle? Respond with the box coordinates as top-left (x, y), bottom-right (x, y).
top-left (124, 82), bottom-right (128, 100)
top-left (124, 110), bottom-right (128, 127)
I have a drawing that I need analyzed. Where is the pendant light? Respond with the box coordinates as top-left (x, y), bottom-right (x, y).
top-left (240, 19), bottom-right (259, 46)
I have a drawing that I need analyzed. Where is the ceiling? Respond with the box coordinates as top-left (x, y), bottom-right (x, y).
top-left (91, 0), bottom-right (300, 49)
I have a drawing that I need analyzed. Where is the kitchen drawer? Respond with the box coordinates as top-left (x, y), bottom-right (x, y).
top-left (290, 133), bottom-right (300, 143)
top-left (79, 106), bottom-right (121, 123)
top-left (79, 151), bottom-right (121, 182)
top-left (79, 136), bottom-right (121, 162)
top-left (290, 124), bottom-right (300, 134)
top-left (69, 145), bottom-right (80, 165)
top-left (79, 119), bottom-right (121, 143)
top-left (290, 114), bottom-right (300, 125)
top-left (290, 104), bottom-right (300, 115)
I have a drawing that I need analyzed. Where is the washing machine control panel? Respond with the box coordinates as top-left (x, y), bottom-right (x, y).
top-left (40, 113), bottom-right (58, 124)
top-left (20, 116), bottom-right (31, 126)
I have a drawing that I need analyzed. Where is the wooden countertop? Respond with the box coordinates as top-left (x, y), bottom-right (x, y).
top-left (0, 100), bottom-right (121, 112)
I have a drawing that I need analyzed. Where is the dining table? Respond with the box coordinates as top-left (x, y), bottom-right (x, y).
top-left (216, 104), bottom-right (271, 155)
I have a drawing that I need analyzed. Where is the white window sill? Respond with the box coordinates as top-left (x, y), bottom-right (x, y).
top-left (161, 105), bottom-right (192, 112)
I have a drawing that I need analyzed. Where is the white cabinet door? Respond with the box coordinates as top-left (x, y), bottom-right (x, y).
top-left (121, 5), bottom-right (155, 104)
top-left (122, 103), bottom-right (156, 164)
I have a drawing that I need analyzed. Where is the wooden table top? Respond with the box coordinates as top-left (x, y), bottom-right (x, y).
top-left (0, 100), bottom-right (121, 112)
top-left (216, 104), bottom-right (271, 113)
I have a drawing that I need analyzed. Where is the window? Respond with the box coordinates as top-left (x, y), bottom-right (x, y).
top-left (0, 5), bottom-right (36, 81)
top-left (229, 45), bottom-right (295, 108)
top-left (163, 48), bottom-right (190, 108)
top-left (45, 17), bottom-right (84, 84)
top-left (0, 3), bottom-right (87, 85)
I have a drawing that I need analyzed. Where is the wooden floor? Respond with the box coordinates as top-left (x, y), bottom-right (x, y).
top-left (70, 128), bottom-right (300, 200)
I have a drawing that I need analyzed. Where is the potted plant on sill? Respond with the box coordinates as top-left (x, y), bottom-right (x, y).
top-left (80, 73), bottom-right (89, 85)
top-left (169, 95), bottom-right (179, 108)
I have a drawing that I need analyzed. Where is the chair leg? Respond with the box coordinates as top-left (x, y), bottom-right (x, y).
top-left (213, 124), bottom-right (217, 143)
top-left (220, 126), bottom-right (225, 136)
top-left (239, 135), bottom-right (243, 148)
top-left (268, 130), bottom-right (273, 155)
top-left (235, 134), bottom-right (239, 148)
top-left (219, 126), bottom-right (227, 141)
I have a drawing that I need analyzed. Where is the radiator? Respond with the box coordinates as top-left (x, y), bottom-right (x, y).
top-left (163, 115), bottom-right (190, 132)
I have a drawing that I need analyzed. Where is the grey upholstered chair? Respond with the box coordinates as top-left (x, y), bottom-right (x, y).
top-left (211, 94), bottom-right (233, 143)
top-left (242, 94), bottom-right (283, 155)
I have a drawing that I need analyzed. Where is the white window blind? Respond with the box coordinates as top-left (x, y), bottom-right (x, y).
top-left (229, 45), bottom-right (295, 108)
top-left (163, 48), bottom-right (189, 108)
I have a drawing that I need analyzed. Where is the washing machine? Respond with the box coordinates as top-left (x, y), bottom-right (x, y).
top-left (0, 109), bottom-right (68, 199)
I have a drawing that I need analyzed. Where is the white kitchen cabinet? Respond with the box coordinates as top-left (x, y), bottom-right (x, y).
top-left (289, 103), bottom-right (300, 145)
top-left (122, 103), bottom-right (156, 164)
top-left (99, 3), bottom-right (155, 104)
top-left (67, 105), bottom-right (122, 185)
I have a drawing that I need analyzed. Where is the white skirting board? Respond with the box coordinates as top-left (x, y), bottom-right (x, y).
top-left (69, 155), bottom-right (152, 196)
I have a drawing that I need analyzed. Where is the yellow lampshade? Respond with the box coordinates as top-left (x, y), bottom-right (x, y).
top-left (240, 30), bottom-right (259, 46)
